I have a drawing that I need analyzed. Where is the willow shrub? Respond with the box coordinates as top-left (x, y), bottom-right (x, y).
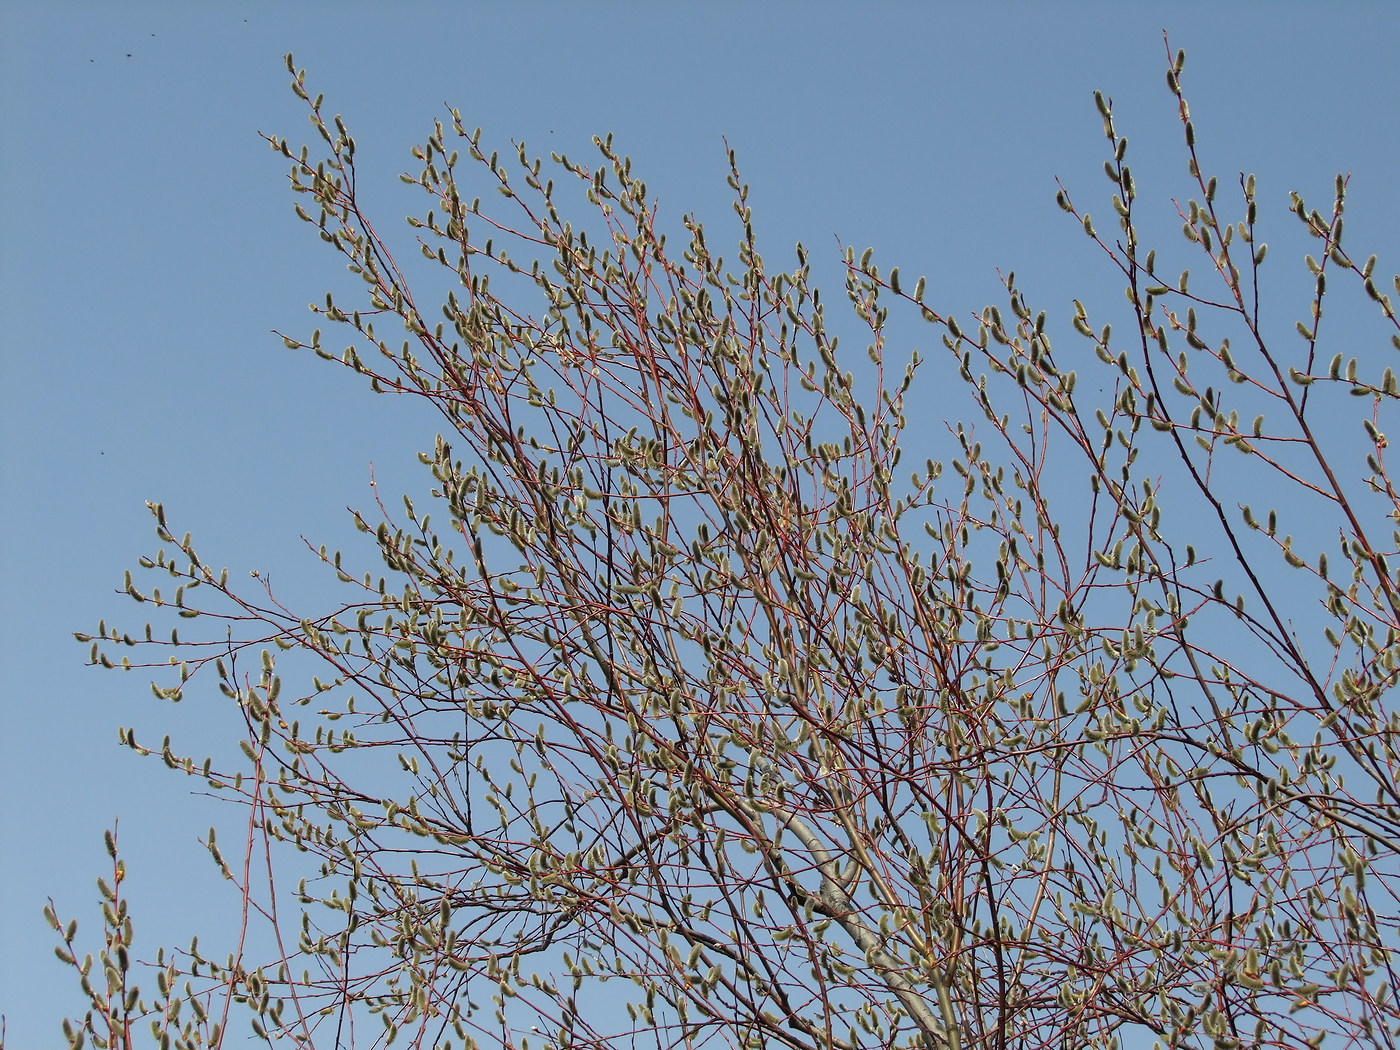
top-left (56, 42), bottom-right (1400, 1050)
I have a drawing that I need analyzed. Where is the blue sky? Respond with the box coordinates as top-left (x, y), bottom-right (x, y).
top-left (3, 3), bottom-right (1398, 1047)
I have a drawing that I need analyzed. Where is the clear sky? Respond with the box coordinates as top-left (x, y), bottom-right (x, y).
top-left (2, 3), bottom-right (1398, 1047)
